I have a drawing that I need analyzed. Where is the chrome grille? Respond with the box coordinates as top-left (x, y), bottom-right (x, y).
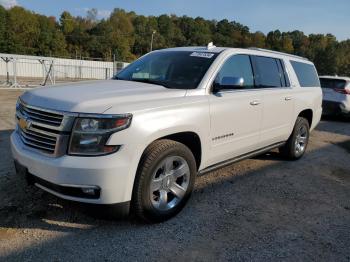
top-left (19, 127), bottom-right (57, 154)
top-left (16, 100), bottom-right (75, 157)
top-left (18, 102), bottom-right (64, 127)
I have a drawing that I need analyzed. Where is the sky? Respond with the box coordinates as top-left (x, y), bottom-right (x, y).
top-left (1, 0), bottom-right (349, 41)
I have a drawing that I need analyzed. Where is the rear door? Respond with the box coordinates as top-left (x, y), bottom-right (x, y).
top-left (251, 56), bottom-right (294, 146)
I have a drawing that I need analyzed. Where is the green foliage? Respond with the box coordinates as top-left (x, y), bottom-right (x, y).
top-left (0, 6), bottom-right (349, 76)
top-left (0, 5), bottom-right (7, 51)
top-left (36, 15), bottom-right (67, 57)
top-left (6, 7), bottom-right (40, 55)
top-left (107, 9), bottom-right (136, 61)
top-left (60, 11), bottom-right (75, 35)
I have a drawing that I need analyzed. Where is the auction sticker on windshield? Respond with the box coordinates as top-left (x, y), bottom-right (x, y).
top-left (190, 52), bottom-right (215, 58)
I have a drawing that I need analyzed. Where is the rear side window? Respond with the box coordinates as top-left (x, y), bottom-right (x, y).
top-left (320, 78), bottom-right (346, 89)
top-left (251, 56), bottom-right (285, 88)
top-left (291, 61), bottom-right (320, 87)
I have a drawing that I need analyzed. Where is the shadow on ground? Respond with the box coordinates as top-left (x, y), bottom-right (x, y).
top-left (317, 115), bottom-right (350, 136)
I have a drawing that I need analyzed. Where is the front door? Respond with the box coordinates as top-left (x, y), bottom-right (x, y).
top-left (208, 54), bottom-right (263, 166)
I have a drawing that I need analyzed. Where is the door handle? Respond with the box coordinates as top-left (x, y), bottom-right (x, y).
top-left (250, 100), bottom-right (261, 106)
top-left (285, 96), bottom-right (292, 101)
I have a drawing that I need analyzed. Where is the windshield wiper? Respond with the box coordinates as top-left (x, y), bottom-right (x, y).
top-left (130, 78), bottom-right (171, 88)
top-left (114, 77), bottom-right (172, 88)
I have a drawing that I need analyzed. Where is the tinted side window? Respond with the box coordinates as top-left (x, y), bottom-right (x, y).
top-left (252, 56), bottom-right (283, 88)
top-left (215, 55), bottom-right (254, 88)
top-left (320, 78), bottom-right (346, 89)
top-left (291, 61), bottom-right (320, 87)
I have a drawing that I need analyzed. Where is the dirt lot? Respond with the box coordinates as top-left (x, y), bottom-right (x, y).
top-left (0, 89), bottom-right (349, 261)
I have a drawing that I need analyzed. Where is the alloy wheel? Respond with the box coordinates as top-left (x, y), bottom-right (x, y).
top-left (150, 156), bottom-right (190, 211)
top-left (295, 124), bottom-right (308, 155)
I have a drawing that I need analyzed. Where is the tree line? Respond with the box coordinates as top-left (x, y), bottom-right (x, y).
top-left (0, 5), bottom-right (349, 76)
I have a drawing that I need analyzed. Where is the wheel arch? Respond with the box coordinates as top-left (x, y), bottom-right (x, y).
top-left (297, 109), bottom-right (313, 127)
top-left (138, 131), bottom-right (202, 171)
top-left (158, 132), bottom-right (202, 170)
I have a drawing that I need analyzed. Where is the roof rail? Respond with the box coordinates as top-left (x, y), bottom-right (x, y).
top-left (248, 47), bottom-right (309, 61)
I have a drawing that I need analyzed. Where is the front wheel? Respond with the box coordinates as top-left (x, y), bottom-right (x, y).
top-left (131, 139), bottom-right (196, 223)
top-left (279, 117), bottom-right (310, 160)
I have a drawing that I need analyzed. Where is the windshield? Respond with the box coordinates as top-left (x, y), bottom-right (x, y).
top-left (114, 51), bottom-right (219, 89)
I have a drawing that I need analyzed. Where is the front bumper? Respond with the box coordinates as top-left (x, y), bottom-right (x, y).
top-left (11, 131), bottom-right (134, 205)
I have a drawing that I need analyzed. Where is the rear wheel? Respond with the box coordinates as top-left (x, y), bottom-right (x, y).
top-left (132, 139), bottom-right (196, 223)
top-left (279, 117), bottom-right (310, 160)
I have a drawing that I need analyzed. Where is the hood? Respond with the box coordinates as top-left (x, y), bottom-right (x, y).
top-left (21, 80), bottom-right (187, 114)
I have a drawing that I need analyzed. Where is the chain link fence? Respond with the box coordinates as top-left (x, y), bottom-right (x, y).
top-left (0, 53), bottom-right (129, 88)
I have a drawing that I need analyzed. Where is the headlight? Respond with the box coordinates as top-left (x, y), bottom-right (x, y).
top-left (68, 114), bottom-right (132, 156)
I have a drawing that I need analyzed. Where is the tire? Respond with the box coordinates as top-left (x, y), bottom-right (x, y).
top-left (279, 117), bottom-right (310, 160)
top-left (131, 139), bottom-right (197, 223)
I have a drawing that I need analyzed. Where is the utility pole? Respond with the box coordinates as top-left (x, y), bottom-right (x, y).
top-left (150, 31), bottom-right (156, 52)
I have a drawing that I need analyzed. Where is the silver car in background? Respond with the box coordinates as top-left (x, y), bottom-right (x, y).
top-left (320, 76), bottom-right (350, 116)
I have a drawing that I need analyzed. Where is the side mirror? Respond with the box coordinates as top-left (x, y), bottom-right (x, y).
top-left (213, 77), bottom-right (244, 92)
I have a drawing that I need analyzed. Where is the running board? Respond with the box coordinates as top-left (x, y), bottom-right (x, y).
top-left (198, 142), bottom-right (285, 175)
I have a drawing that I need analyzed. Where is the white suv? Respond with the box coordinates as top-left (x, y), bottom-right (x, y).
top-left (320, 76), bottom-right (350, 116)
top-left (11, 46), bottom-right (322, 222)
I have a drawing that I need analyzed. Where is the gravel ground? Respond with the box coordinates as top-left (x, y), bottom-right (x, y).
top-left (0, 89), bottom-right (349, 262)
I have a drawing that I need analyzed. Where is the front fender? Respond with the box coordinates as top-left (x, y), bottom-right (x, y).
top-left (106, 100), bottom-right (211, 201)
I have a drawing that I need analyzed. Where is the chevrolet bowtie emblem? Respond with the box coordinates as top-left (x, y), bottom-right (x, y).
top-left (19, 118), bottom-right (32, 130)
